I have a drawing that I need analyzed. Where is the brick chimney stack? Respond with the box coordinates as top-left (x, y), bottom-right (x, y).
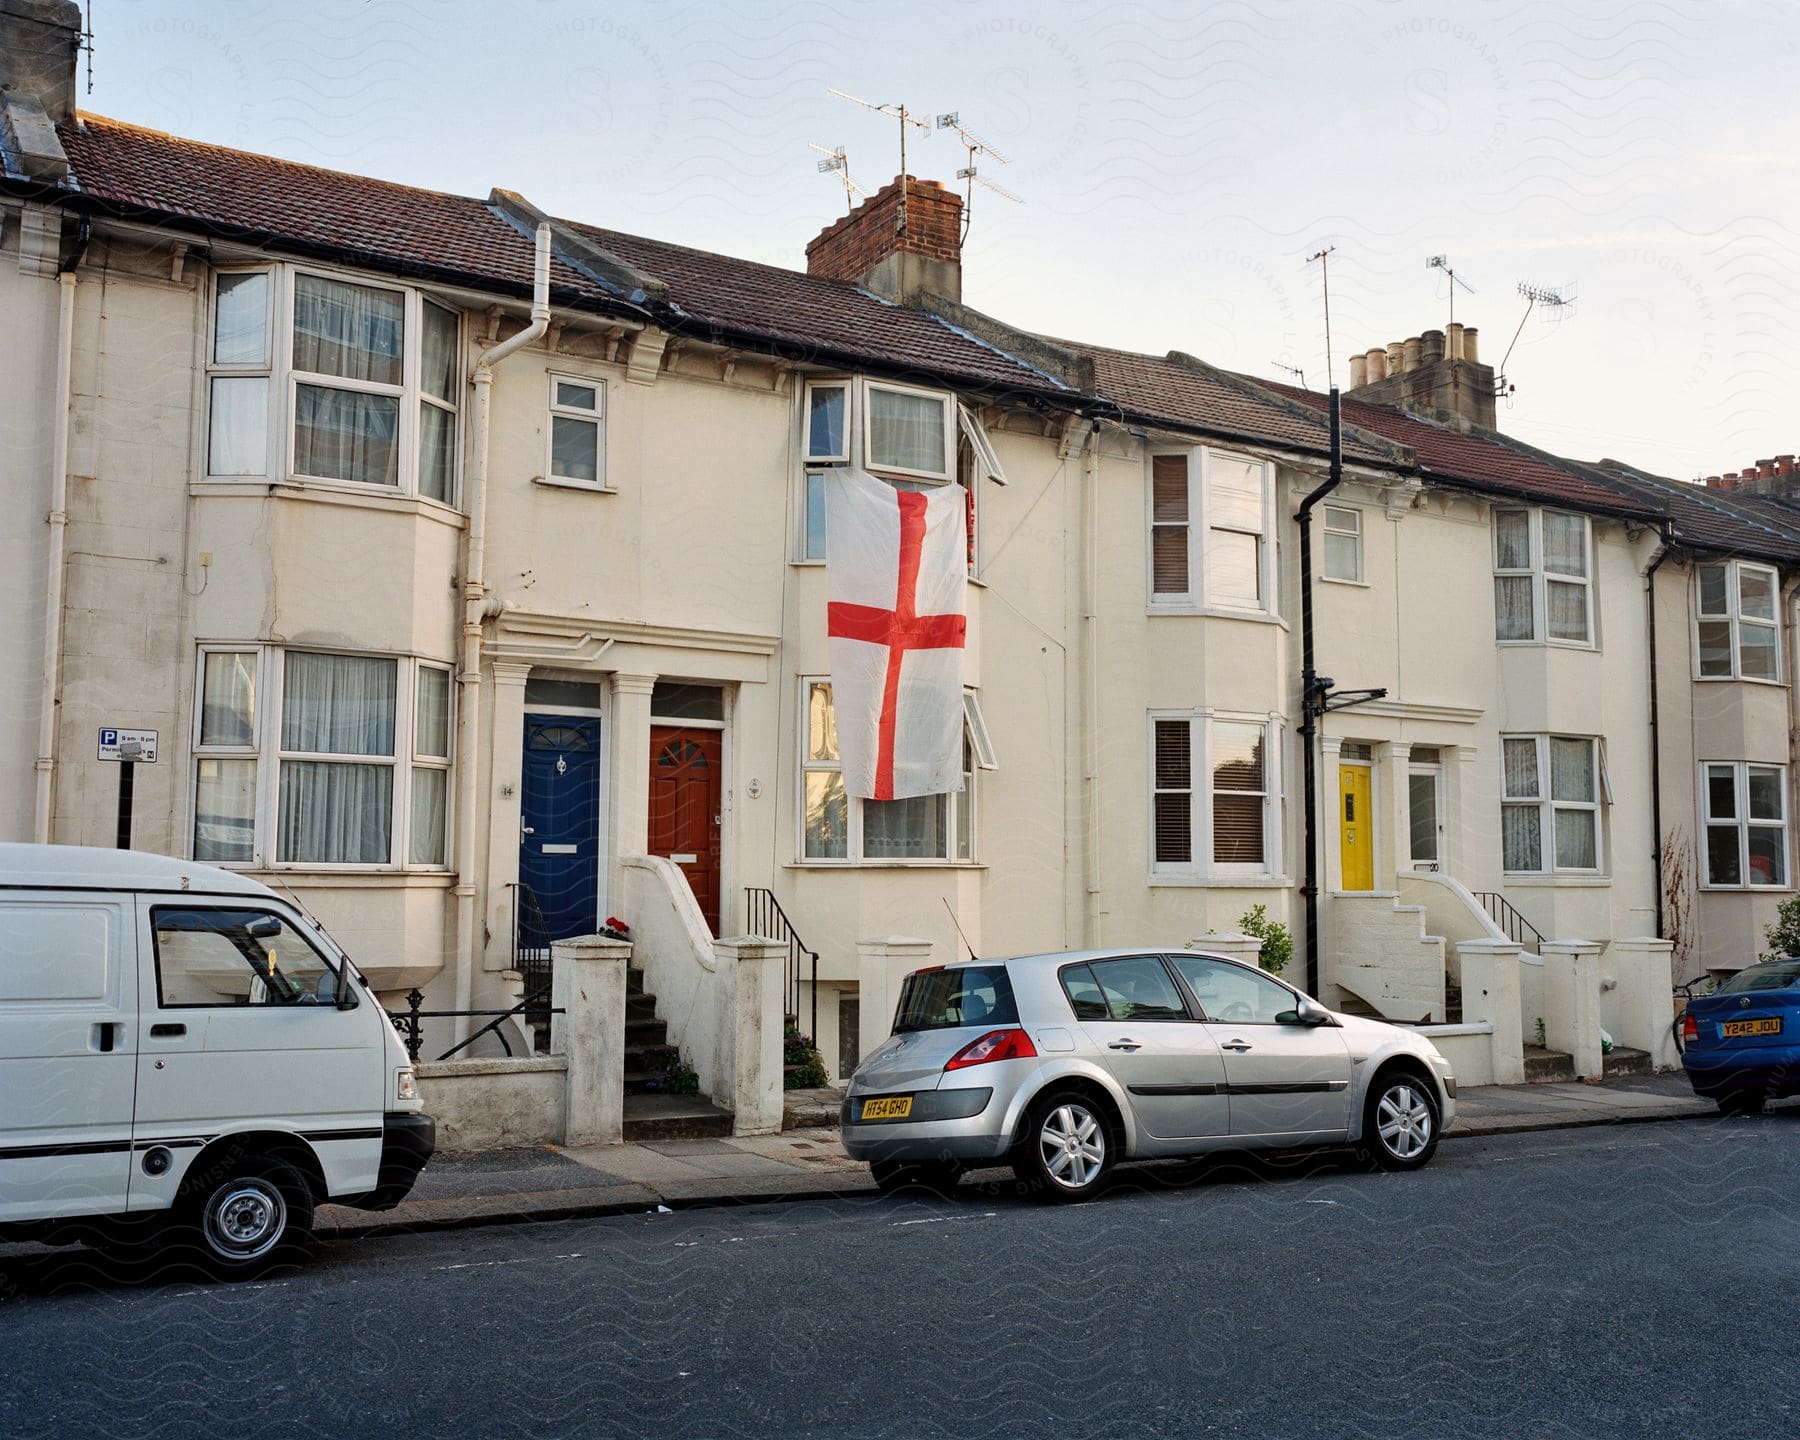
top-left (806, 176), bottom-right (963, 306)
top-left (1342, 321), bottom-right (1498, 432)
top-left (0, 0), bottom-right (82, 181)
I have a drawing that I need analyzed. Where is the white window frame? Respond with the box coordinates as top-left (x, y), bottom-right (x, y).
top-left (1500, 734), bottom-right (1603, 875)
top-left (1405, 761), bottom-right (1445, 871)
top-left (1146, 446), bottom-right (1276, 616)
top-left (1700, 761), bottom-right (1790, 890)
top-left (796, 678), bottom-right (980, 866)
top-left (202, 264), bottom-right (464, 506)
top-left (796, 376), bottom-right (979, 571)
top-left (1493, 507), bottom-right (1594, 647)
top-left (205, 268), bottom-right (277, 478)
top-left (189, 643), bottom-right (454, 872)
top-left (1147, 710), bottom-right (1281, 880)
top-left (861, 378), bottom-right (955, 482)
top-left (1321, 504), bottom-right (1364, 584)
top-left (543, 372), bottom-right (609, 489)
top-left (1694, 559), bottom-right (1782, 682)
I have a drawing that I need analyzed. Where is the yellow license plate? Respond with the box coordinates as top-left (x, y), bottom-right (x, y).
top-left (861, 1096), bottom-right (913, 1121)
top-left (1722, 1017), bottom-right (1783, 1038)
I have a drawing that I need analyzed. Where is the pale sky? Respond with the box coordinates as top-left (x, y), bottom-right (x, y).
top-left (94, 0), bottom-right (1799, 480)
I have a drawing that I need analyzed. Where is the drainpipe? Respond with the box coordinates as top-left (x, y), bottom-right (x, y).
top-left (33, 218), bottom-right (90, 843)
top-left (1643, 523), bottom-right (1674, 938)
top-left (1295, 388), bottom-right (1343, 996)
top-left (1080, 419), bottom-right (1101, 947)
top-left (453, 223), bottom-right (551, 1036)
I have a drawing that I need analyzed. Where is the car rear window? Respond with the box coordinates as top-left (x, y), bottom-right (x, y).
top-left (1717, 961), bottom-right (1800, 994)
top-left (893, 965), bottom-right (1019, 1032)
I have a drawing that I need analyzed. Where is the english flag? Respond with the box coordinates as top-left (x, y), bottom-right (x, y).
top-left (825, 466), bottom-right (968, 800)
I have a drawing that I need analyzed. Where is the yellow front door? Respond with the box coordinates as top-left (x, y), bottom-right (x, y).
top-left (1339, 765), bottom-right (1374, 890)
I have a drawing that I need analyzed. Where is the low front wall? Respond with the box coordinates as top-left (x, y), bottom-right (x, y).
top-left (417, 1057), bottom-right (568, 1151)
top-left (1413, 1023), bottom-right (1499, 1090)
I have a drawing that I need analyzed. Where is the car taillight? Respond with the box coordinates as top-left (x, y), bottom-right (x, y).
top-left (945, 1028), bottom-right (1037, 1071)
top-left (1681, 1014), bottom-right (1699, 1044)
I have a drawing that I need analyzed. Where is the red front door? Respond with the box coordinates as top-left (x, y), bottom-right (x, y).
top-left (648, 725), bottom-right (722, 933)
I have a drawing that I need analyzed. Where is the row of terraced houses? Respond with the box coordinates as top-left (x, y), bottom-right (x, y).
top-left (6, 1), bottom-right (1799, 1136)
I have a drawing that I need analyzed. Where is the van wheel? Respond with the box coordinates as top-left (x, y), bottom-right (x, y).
top-left (183, 1156), bottom-right (314, 1279)
top-left (1013, 1091), bottom-right (1115, 1201)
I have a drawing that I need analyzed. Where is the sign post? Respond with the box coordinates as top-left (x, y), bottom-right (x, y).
top-left (97, 728), bottom-right (158, 851)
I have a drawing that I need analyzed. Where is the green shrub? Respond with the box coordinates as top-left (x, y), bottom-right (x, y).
top-left (1237, 904), bottom-right (1292, 976)
top-left (1761, 897), bottom-right (1800, 963)
top-left (784, 1022), bottom-right (831, 1090)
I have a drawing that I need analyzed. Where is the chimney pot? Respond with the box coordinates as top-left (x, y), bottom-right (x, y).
top-left (1347, 354), bottom-right (1367, 389)
top-left (1462, 327), bottom-right (1480, 364)
top-left (1445, 322), bottom-right (1465, 361)
top-left (1386, 341), bottom-right (1405, 377)
top-left (1402, 336), bottom-right (1424, 373)
top-left (1365, 347), bottom-right (1388, 382)
top-left (1422, 329), bottom-right (1446, 365)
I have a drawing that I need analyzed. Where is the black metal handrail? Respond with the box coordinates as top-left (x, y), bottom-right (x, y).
top-left (1473, 892), bottom-right (1546, 951)
top-left (745, 887), bottom-right (819, 1041)
top-left (387, 986), bottom-right (564, 1063)
top-left (508, 881), bottom-right (555, 1035)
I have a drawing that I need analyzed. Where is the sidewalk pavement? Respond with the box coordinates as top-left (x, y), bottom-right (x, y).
top-left (318, 1071), bottom-right (1790, 1240)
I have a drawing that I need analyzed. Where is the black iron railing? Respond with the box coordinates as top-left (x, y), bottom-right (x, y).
top-left (745, 887), bottom-right (819, 1040)
top-left (508, 881), bottom-right (554, 1036)
top-left (387, 987), bottom-right (564, 1064)
top-left (1473, 892), bottom-right (1546, 951)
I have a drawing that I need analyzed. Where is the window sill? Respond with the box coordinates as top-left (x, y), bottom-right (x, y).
top-left (192, 478), bottom-right (467, 527)
top-left (1501, 875), bottom-right (1612, 887)
top-left (790, 558), bottom-right (827, 568)
top-left (1699, 883), bottom-right (1793, 893)
top-left (785, 861), bottom-right (988, 871)
top-left (1494, 639), bottom-right (1597, 652)
top-left (532, 475), bottom-right (618, 495)
top-left (225, 868), bottom-right (458, 888)
top-left (1146, 605), bottom-right (1288, 630)
top-left (1694, 674), bottom-right (1787, 688)
top-left (1320, 576), bottom-right (1370, 589)
top-left (1151, 874), bottom-right (1292, 889)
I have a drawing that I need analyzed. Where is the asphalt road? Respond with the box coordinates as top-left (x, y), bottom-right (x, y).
top-left (4, 1114), bottom-right (1797, 1440)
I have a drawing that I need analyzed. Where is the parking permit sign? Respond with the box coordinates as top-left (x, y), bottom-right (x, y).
top-left (98, 728), bottom-right (158, 763)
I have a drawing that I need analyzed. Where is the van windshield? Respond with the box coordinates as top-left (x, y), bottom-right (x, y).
top-left (893, 966), bottom-right (1018, 1032)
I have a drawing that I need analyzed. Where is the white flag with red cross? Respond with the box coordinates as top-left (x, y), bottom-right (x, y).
top-left (825, 466), bottom-right (968, 800)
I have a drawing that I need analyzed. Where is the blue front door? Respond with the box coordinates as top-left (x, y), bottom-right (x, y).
top-left (519, 715), bottom-right (602, 949)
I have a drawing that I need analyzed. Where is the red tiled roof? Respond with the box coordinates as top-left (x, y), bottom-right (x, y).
top-left (1587, 466), bottom-right (1800, 563)
top-left (1266, 382), bottom-right (1661, 519)
top-left (1058, 342), bottom-right (1401, 466)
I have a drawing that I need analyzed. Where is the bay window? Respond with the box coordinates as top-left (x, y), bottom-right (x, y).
top-left (1494, 508), bottom-right (1592, 645)
top-left (1147, 446), bottom-right (1275, 613)
top-left (1150, 713), bottom-right (1279, 877)
top-left (1702, 762), bottom-right (1788, 888)
top-left (1502, 735), bottom-right (1603, 873)
top-left (1696, 561), bottom-right (1780, 680)
top-left (203, 265), bottom-right (462, 502)
top-left (192, 645), bottom-right (453, 869)
top-left (798, 680), bottom-right (987, 863)
top-left (798, 378), bottom-right (988, 572)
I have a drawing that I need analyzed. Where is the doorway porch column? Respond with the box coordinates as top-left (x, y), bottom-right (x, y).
top-left (611, 673), bottom-right (658, 898)
top-left (482, 662), bottom-right (532, 972)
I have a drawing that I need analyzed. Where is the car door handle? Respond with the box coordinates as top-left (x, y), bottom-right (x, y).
top-left (1220, 1040), bottom-right (1253, 1052)
top-left (1107, 1039), bottom-right (1142, 1051)
top-left (149, 1022), bottom-right (187, 1039)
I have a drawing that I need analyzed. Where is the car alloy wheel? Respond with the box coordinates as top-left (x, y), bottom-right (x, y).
top-left (1367, 1077), bottom-right (1440, 1170)
top-left (1021, 1095), bottom-right (1112, 1199)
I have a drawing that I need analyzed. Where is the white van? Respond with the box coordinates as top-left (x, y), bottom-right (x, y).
top-left (0, 844), bottom-right (434, 1276)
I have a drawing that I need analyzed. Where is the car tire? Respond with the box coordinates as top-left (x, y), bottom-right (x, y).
top-left (1012, 1091), bottom-right (1115, 1202)
top-left (1363, 1073), bottom-right (1441, 1171)
top-left (1718, 1090), bottom-right (1768, 1116)
top-left (870, 1158), bottom-right (962, 1195)
top-left (179, 1154), bottom-right (315, 1280)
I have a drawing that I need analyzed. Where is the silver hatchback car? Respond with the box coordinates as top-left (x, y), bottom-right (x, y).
top-left (842, 948), bottom-right (1456, 1200)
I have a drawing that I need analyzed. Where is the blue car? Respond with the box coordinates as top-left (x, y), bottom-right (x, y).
top-left (1680, 959), bottom-right (1800, 1113)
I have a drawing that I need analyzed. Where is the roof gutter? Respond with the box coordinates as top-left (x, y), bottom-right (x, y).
top-left (452, 221), bottom-right (551, 1041)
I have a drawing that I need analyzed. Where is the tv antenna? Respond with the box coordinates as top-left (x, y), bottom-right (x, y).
top-left (1426, 254), bottom-right (1477, 326)
top-left (936, 112), bottom-right (1021, 241)
top-left (942, 897), bottom-right (978, 963)
top-left (1272, 360), bottom-right (1308, 390)
top-left (809, 144), bottom-right (864, 211)
top-left (1498, 281), bottom-right (1575, 393)
top-left (1308, 245), bottom-right (1337, 389)
top-left (827, 87), bottom-right (932, 233)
